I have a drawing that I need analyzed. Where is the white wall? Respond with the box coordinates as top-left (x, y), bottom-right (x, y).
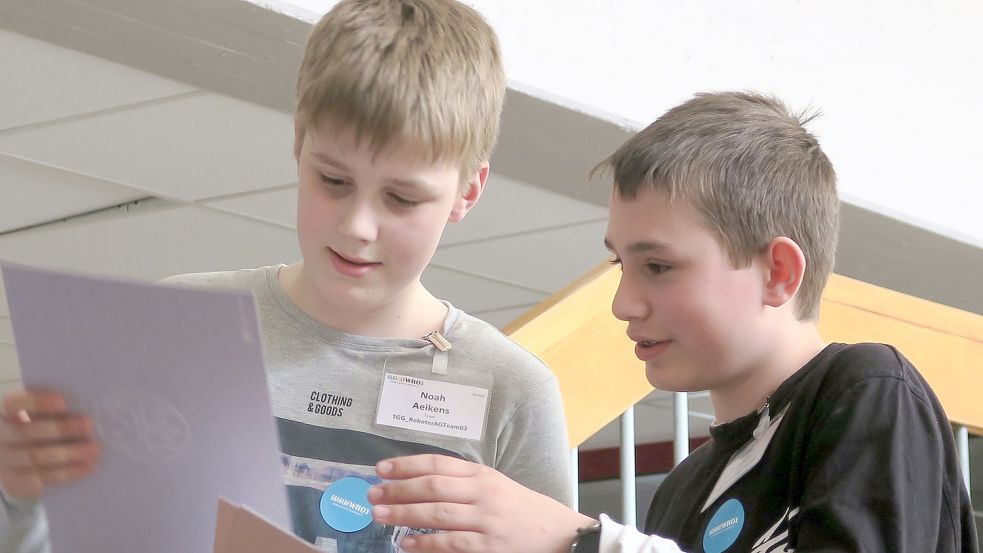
top-left (264, 0), bottom-right (983, 247)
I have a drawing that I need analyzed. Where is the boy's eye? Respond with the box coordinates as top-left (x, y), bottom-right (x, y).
top-left (608, 257), bottom-right (623, 271)
top-left (320, 174), bottom-right (348, 187)
top-left (388, 193), bottom-right (421, 207)
top-left (646, 262), bottom-right (671, 275)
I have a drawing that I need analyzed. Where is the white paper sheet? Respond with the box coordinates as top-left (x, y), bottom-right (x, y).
top-left (1, 262), bottom-right (290, 553)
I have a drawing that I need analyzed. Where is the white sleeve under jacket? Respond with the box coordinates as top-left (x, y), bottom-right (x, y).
top-left (598, 514), bottom-right (686, 553)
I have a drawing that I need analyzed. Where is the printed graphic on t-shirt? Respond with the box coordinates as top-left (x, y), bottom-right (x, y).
top-left (750, 506), bottom-right (798, 553)
top-left (307, 390), bottom-right (354, 418)
top-left (277, 418), bottom-right (465, 553)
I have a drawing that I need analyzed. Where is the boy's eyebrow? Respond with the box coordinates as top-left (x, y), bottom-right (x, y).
top-left (603, 238), bottom-right (671, 254)
top-left (384, 176), bottom-right (439, 193)
top-left (309, 152), bottom-right (437, 193)
top-left (311, 152), bottom-right (350, 170)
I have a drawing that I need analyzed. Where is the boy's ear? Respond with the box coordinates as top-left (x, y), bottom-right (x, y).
top-left (761, 237), bottom-right (807, 309)
top-left (293, 119), bottom-right (305, 162)
top-left (448, 162), bottom-right (490, 222)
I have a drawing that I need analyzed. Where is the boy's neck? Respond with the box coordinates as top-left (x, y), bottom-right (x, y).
top-left (709, 323), bottom-right (827, 424)
top-left (278, 262), bottom-right (449, 340)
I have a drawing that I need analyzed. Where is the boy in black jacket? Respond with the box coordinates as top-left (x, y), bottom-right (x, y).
top-left (365, 91), bottom-right (978, 553)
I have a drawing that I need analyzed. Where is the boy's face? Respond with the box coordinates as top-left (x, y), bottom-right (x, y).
top-left (605, 188), bottom-right (771, 392)
top-left (293, 121), bottom-right (484, 313)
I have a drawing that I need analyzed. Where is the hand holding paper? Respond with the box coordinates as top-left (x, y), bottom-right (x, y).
top-left (0, 390), bottom-right (100, 500)
top-left (1, 262), bottom-right (290, 553)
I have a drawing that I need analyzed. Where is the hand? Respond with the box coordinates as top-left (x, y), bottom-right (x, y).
top-left (0, 391), bottom-right (101, 500)
top-left (369, 454), bottom-right (596, 553)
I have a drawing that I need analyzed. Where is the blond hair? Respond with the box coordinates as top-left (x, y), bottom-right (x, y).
top-left (597, 91), bottom-right (839, 320)
top-left (296, 0), bottom-right (505, 176)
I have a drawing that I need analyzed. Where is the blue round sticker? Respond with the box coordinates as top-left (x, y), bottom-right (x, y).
top-left (702, 498), bottom-right (745, 553)
top-left (320, 477), bottom-right (373, 533)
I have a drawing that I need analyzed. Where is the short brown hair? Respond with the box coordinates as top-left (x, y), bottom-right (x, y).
top-left (296, 0), bottom-right (505, 175)
top-left (597, 91), bottom-right (839, 320)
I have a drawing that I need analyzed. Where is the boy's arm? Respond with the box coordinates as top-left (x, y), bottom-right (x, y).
top-left (492, 372), bottom-right (573, 506)
top-left (368, 454), bottom-right (686, 553)
top-left (793, 374), bottom-right (964, 551)
top-left (0, 391), bottom-right (99, 553)
top-left (1, 494), bottom-right (51, 553)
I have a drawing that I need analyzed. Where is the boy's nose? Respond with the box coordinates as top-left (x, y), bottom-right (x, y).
top-left (611, 274), bottom-right (648, 322)
top-left (338, 199), bottom-right (379, 242)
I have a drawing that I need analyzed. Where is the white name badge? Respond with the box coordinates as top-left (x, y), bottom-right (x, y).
top-left (376, 373), bottom-right (490, 441)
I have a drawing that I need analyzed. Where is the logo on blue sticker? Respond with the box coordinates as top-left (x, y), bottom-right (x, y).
top-left (703, 498), bottom-right (744, 553)
top-left (320, 477), bottom-right (373, 533)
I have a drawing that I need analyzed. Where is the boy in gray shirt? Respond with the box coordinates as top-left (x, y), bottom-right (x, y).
top-left (0, 1), bottom-right (571, 551)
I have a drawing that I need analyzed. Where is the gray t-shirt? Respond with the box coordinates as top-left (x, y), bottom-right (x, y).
top-left (1, 265), bottom-right (572, 553)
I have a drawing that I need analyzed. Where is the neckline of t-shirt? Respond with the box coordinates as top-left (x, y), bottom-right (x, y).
top-left (259, 264), bottom-right (463, 352)
top-left (707, 342), bottom-right (847, 446)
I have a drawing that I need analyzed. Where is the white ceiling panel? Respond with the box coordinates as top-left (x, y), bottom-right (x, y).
top-left (0, 30), bottom-right (195, 131)
top-left (0, 205), bottom-right (300, 281)
top-left (433, 220), bottom-right (610, 293)
top-left (0, 93), bottom-right (297, 201)
top-left (0, 343), bottom-right (20, 383)
top-left (421, 265), bottom-right (547, 315)
top-left (0, 154), bottom-right (147, 233)
top-left (471, 303), bottom-right (539, 330)
top-left (0, 317), bottom-right (11, 344)
top-left (206, 185), bottom-right (297, 227)
top-left (440, 174), bottom-right (607, 247)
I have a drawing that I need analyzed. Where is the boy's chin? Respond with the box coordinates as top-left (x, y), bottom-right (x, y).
top-left (644, 365), bottom-right (694, 393)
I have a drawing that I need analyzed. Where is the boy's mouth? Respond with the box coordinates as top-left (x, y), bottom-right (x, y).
top-left (331, 249), bottom-right (377, 265)
top-left (633, 339), bottom-right (671, 362)
top-left (328, 248), bottom-right (381, 277)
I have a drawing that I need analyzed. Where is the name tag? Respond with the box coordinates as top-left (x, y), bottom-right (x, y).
top-left (375, 373), bottom-right (489, 441)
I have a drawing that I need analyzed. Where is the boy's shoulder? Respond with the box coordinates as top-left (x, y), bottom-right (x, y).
top-left (812, 342), bottom-right (920, 397)
top-left (445, 308), bottom-right (555, 383)
top-left (783, 342), bottom-right (939, 433)
top-left (158, 266), bottom-right (274, 291)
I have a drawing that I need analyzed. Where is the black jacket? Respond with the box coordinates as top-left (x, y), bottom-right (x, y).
top-left (644, 343), bottom-right (978, 553)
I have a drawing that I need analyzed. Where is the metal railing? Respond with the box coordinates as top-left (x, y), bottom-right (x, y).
top-left (570, 392), bottom-right (695, 522)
